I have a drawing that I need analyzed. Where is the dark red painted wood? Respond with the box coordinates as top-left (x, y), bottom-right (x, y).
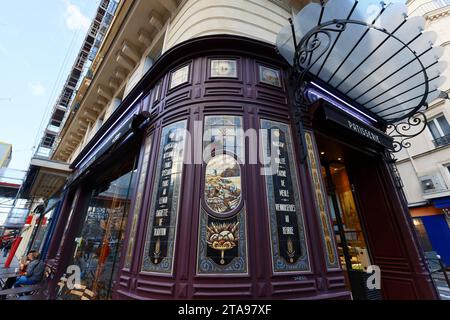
top-left (45, 35), bottom-right (436, 300)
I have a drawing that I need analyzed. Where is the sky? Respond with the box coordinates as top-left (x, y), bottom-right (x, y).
top-left (0, 0), bottom-right (101, 171)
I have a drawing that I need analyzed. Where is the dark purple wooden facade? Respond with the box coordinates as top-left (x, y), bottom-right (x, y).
top-left (44, 35), bottom-right (438, 300)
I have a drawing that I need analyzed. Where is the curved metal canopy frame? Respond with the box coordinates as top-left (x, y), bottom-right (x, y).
top-left (288, 18), bottom-right (432, 152)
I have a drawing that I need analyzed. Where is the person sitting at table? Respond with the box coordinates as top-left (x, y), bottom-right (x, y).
top-left (13, 251), bottom-right (45, 287)
top-left (1, 251), bottom-right (33, 290)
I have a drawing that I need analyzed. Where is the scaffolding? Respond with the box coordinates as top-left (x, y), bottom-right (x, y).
top-left (36, 0), bottom-right (120, 158)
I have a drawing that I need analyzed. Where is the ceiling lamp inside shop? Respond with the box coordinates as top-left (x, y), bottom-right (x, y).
top-left (276, 0), bottom-right (448, 123)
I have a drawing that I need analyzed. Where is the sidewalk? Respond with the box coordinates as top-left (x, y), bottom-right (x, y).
top-left (432, 272), bottom-right (450, 300)
top-left (0, 253), bottom-right (20, 271)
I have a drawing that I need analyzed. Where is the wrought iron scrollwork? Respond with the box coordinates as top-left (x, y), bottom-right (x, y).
top-left (386, 110), bottom-right (428, 153)
top-left (289, 20), bottom-right (347, 164)
top-left (286, 11), bottom-right (431, 156)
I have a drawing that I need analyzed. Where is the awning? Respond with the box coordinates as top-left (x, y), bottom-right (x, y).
top-left (276, 0), bottom-right (447, 124)
top-left (431, 196), bottom-right (450, 209)
top-left (19, 157), bottom-right (72, 199)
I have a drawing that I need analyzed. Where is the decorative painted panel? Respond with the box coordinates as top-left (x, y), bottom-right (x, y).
top-left (204, 154), bottom-right (242, 214)
top-left (304, 131), bottom-right (339, 269)
top-left (261, 119), bottom-right (310, 273)
top-left (203, 116), bottom-right (244, 162)
top-left (141, 120), bottom-right (187, 274)
top-left (197, 116), bottom-right (248, 275)
top-left (124, 133), bottom-right (153, 269)
top-left (210, 59), bottom-right (237, 78)
top-left (169, 65), bottom-right (190, 89)
top-left (153, 81), bottom-right (161, 103)
top-left (197, 208), bottom-right (247, 274)
top-left (259, 65), bottom-right (281, 87)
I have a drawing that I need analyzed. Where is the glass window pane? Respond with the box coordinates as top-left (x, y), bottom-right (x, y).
top-left (437, 115), bottom-right (450, 136)
top-left (124, 134), bottom-right (153, 269)
top-left (30, 208), bottom-right (55, 252)
top-left (428, 120), bottom-right (441, 139)
top-left (58, 157), bottom-right (137, 300)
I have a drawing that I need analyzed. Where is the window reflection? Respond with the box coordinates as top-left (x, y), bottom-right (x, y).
top-left (59, 158), bottom-right (137, 300)
top-left (30, 208), bottom-right (54, 252)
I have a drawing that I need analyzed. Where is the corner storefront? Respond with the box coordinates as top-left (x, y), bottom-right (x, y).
top-left (40, 31), bottom-right (441, 300)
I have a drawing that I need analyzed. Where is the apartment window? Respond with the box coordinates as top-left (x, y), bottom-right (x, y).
top-left (421, 178), bottom-right (436, 192)
top-left (428, 114), bottom-right (450, 147)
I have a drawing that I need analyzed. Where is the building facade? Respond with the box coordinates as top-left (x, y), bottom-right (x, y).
top-left (17, 1), bottom-right (120, 264)
top-left (33, 0), bottom-right (442, 300)
top-left (396, 0), bottom-right (450, 267)
top-left (0, 142), bottom-right (12, 168)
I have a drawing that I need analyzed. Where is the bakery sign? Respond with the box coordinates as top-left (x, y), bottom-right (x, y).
top-left (324, 105), bottom-right (393, 150)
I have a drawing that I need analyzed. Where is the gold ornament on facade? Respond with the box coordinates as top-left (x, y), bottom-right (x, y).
top-left (206, 221), bottom-right (240, 265)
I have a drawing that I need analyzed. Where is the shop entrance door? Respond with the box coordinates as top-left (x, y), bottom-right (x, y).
top-left (316, 133), bottom-right (382, 300)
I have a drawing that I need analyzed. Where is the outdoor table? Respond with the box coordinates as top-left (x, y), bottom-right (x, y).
top-left (0, 271), bottom-right (18, 289)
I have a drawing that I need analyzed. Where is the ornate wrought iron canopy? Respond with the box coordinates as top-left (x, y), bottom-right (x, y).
top-left (276, 0), bottom-right (448, 151)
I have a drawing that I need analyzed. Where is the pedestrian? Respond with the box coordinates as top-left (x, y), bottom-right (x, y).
top-left (13, 251), bottom-right (45, 287)
top-left (2, 238), bottom-right (12, 258)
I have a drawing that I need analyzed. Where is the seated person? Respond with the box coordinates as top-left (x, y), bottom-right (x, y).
top-left (13, 251), bottom-right (45, 287)
top-left (1, 251), bottom-right (33, 290)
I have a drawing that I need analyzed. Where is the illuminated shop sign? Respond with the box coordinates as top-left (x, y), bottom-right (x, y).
top-left (324, 106), bottom-right (394, 150)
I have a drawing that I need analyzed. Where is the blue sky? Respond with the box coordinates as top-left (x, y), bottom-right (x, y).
top-left (0, 0), bottom-right (100, 170)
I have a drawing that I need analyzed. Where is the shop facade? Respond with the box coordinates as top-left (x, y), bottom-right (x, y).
top-left (40, 33), bottom-right (438, 300)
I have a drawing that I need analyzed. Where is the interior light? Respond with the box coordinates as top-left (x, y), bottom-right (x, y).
top-left (320, 152), bottom-right (325, 155)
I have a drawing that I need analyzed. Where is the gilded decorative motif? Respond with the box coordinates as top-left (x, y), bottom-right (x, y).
top-left (124, 134), bottom-right (153, 269)
top-left (304, 131), bottom-right (339, 269)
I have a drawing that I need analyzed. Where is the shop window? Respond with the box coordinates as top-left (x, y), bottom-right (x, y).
top-left (58, 156), bottom-right (138, 300)
top-left (412, 218), bottom-right (434, 252)
top-left (124, 133), bottom-right (153, 269)
top-left (169, 65), bottom-right (189, 89)
top-left (326, 163), bottom-right (373, 272)
top-left (30, 208), bottom-right (55, 253)
top-left (260, 119), bottom-right (310, 273)
top-left (428, 114), bottom-right (450, 147)
top-left (141, 120), bottom-right (187, 274)
top-left (197, 116), bottom-right (248, 274)
top-left (259, 65), bottom-right (281, 87)
top-left (210, 59), bottom-right (237, 78)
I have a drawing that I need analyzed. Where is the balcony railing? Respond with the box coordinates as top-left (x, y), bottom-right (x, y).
top-left (410, 0), bottom-right (450, 16)
top-left (433, 134), bottom-right (450, 147)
